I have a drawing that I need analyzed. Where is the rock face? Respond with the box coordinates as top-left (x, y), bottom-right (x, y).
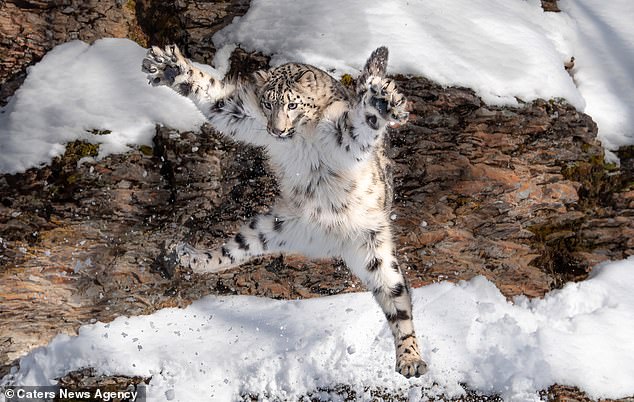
top-left (393, 77), bottom-right (633, 295)
top-left (541, 0), bottom-right (561, 12)
top-left (135, 0), bottom-right (251, 66)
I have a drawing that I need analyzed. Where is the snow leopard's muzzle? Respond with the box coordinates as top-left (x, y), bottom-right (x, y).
top-left (267, 126), bottom-right (295, 139)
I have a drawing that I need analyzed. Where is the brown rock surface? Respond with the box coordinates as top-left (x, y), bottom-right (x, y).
top-left (392, 77), bottom-right (633, 295)
top-left (135, 0), bottom-right (251, 66)
top-left (541, 0), bottom-right (561, 12)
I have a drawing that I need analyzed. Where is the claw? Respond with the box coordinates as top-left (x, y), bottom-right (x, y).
top-left (364, 76), bottom-right (408, 125)
top-left (141, 58), bottom-right (156, 73)
top-left (397, 358), bottom-right (428, 378)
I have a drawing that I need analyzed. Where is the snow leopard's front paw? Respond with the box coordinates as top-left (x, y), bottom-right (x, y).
top-left (363, 77), bottom-right (409, 129)
top-left (142, 45), bottom-right (189, 87)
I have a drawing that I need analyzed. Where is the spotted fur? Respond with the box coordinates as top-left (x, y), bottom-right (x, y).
top-left (143, 45), bottom-right (426, 378)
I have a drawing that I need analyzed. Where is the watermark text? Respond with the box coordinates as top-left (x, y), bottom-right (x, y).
top-left (2, 385), bottom-right (146, 401)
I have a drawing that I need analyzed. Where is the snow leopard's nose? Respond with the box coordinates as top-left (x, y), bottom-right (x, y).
top-left (270, 127), bottom-right (284, 136)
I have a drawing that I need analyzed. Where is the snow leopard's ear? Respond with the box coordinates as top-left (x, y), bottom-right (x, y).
top-left (253, 70), bottom-right (271, 87)
top-left (357, 46), bottom-right (388, 93)
top-left (295, 70), bottom-right (318, 87)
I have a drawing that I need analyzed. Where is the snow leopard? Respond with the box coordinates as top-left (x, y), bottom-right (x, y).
top-left (142, 44), bottom-right (427, 378)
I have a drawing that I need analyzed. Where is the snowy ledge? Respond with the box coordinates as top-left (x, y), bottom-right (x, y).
top-left (212, 0), bottom-right (634, 152)
top-left (2, 258), bottom-right (634, 401)
top-left (1, 0), bottom-right (633, 174)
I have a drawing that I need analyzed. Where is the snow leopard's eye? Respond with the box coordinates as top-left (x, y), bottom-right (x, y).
top-left (287, 103), bottom-right (297, 110)
top-left (263, 101), bottom-right (272, 110)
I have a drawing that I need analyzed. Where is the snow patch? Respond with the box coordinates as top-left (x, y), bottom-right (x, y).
top-left (1, 1), bottom-right (634, 173)
top-left (3, 258), bottom-right (634, 401)
top-left (559, 0), bottom-right (634, 150)
top-left (0, 39), bottom-right (205, 174)
top-left (213, 0), bottom-right (583, 109)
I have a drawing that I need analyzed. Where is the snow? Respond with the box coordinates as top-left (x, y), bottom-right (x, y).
top-left (0, 39), bottom-right (207, 174)
top-left (214, 0), bottom-right (583, 110)
top-left (213, 0), bottom-right (634, 152)
top-left (559, 0), bottom-right (634, 150)
top-left (1, 2), bottom-right (634, 173)
top-left (3, 257), bottom-right (634, 401)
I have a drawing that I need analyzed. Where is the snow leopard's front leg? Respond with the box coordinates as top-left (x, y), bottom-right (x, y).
top-left (143, 45), bottom-right (272, 147)
top-left (342, 232), bottom-right (427, 378)
top-left (142, 45), bottom-right (232, 115)
top-left (326, 74), bottom-right (409, 163)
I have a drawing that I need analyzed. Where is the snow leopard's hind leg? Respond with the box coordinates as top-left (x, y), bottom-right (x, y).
top-left (176, 211), bottom-right (312, 274)
top-left (343, 232), bottom-right (427, 378)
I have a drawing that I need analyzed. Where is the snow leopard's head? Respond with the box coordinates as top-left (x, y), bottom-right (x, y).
top-left (254, 64), bottom-right (335, 139)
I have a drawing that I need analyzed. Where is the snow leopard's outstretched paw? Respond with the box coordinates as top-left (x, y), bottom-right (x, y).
top-left (363, 77), bottom-right (409, 129)
top-left (142, 44), bottom-right (189, 87)
top-left (395, 336), bottom-right (428, 378)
